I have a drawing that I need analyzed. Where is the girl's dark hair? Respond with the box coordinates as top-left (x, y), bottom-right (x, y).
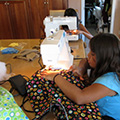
top-left (90, 33), bottom-right (120, 81)
top-left (64, 8), bottom-right (80, 29)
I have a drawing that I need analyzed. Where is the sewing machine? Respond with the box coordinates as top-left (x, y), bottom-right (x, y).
top-left (40, 30), bottom-right (73, 69)
top-left (44, 16), bottom-right (79, 41)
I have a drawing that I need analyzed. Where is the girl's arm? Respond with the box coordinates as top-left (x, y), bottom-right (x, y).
top-left (69, 58), bottom-right (89, 80)
top-left (54, 75), bottom-right (116, 104)
top-left (41, 71), bottom-right (115, 105)
top-left (80, 31), bottom-right (93, 40)
top-left (79, 23), bottom-right (90, 34)
top-left (79, 23), bottom-right (93, 40)
top-left (77, 58), bottom-right (89, 76)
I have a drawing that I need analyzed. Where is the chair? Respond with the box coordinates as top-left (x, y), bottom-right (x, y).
top-left (49, 10), bottom-right (65, 17)
top-left (93, 5), bottom-right (110, 33)
top-left (93, 6), bottom-right (102, 32)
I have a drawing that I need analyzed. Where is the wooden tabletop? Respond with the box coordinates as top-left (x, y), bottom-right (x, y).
top-left (0, 39), bottom-right (85, 119)
top-left (0, 39), bottom-right (42, 77)
top-left (0, 39), bottom-right (85, 76)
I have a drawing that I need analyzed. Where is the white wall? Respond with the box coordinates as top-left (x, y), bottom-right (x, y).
top-left (110, 0), bottom-right (120, 38)
top-left (68, 0), bottom-right (81, 18)
top-left (68, 0), bottom-right (85, 25)
top-left (68, 0), bottom-right (85, 41)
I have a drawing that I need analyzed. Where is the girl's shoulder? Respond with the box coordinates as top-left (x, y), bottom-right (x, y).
top-left (96, 72), bottom-right (118, 81)
top-left (94, 72), bottom-right (120, 95)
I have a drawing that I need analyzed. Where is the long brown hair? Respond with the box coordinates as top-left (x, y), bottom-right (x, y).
top-left (90, 33), bottom-right (120, 81)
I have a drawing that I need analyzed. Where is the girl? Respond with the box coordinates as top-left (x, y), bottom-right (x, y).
top-left (41, 33), bottom-right (120, 119)
top-left (64, 8), bottom-right (93, 40)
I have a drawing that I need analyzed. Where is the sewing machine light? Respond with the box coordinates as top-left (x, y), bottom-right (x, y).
top-left (73, 30), bottom-right (77, 33)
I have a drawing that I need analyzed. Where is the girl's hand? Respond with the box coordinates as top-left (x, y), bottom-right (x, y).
top-left (68, 65), bottom-right (84, 80)
top-left (72, 30), bottom-right (83, 35)
top-left (66, 30), bottom-right (83, 35)
top-left (40, 70), bottom-right (60, 81)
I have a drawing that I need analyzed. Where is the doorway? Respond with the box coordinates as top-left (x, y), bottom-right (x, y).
top-left (85, 0), bottom-right (112, 36)
top-left (85, 0), bottom-right (100, 36)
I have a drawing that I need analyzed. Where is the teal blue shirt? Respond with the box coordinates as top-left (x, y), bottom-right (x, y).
top-left (93, 72), bottom-right (120, 120)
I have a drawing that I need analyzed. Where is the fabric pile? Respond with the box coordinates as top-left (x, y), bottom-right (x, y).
top-left (13, 49), bottom-right (40, 62)
top-left (26, 69), bottom-right (102, 120)
top-left (0, 86), bottom-right (29, 120)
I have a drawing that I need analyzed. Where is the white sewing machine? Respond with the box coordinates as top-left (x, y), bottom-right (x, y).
top-left (44, 16), bottom-right (79, 41)
top-left (40, 30), bottom-right (73, 69)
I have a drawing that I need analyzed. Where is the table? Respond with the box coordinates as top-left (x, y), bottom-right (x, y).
top-left (0, 39), bottom-right (85, 119)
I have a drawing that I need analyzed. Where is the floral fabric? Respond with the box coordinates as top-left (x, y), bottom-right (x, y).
top-left (26, 69), bottom-right (102, 120)
top-left (0, 86), bottom-right (29, 120)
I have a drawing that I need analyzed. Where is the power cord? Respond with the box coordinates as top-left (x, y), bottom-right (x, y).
top-left (38, 38), bottom-right (45, 70)
top-left (0, 80), bottom-right (9, 85)
top-left (38, 53), bottom-right (45, 69)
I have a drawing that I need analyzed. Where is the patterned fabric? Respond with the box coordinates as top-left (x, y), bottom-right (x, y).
top-left (0, 86), bottom-right (29, 120)
top-left (26, 69), bottom-right (102, 120)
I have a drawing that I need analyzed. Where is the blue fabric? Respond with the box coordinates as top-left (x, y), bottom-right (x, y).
top-left (1, 47), bottom-right (19, 54)
top-left (93, 72), bottom-right (120, 120)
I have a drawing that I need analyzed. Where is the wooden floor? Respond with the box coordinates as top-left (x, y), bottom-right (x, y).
top-left (0, 39), bottom-right (85, 120)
